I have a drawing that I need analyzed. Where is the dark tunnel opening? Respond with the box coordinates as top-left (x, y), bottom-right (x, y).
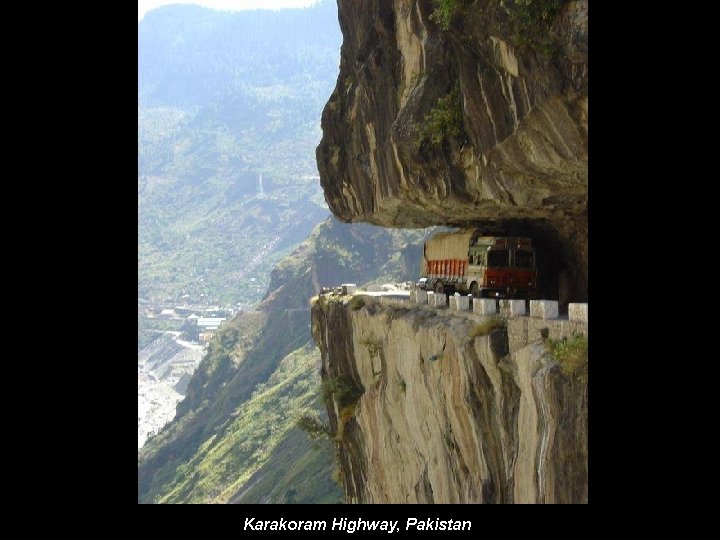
top-left (466, 218), bottom-right (587, 313)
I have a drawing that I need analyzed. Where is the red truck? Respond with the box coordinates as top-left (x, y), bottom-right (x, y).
top-left (419, 230), bottom-right (537, 299)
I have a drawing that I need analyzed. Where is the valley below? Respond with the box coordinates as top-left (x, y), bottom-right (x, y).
top-left (138, 333), bottom-right (205, 448)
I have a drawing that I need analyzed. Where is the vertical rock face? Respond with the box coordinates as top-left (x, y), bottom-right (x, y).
top-left (317, 0), bottom-right (588, 301)
top-left (311, 299), bottom-right (588, 503)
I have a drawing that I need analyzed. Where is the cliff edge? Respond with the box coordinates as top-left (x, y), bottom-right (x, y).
top-left (311, 295), bottom-right (587, 503)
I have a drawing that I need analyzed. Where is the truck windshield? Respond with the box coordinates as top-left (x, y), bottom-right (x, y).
top-left (514, 250), bottom-right (534, 268)
top-left (487, 250), bottom-right (509, 267)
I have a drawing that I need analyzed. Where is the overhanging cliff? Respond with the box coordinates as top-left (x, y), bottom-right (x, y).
top-left (316, 0), bottom-right (588, 303)
top-left (311, 295), bottom-right (588, 503)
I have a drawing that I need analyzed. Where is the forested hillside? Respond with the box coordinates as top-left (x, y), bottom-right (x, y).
top-left (138, 1), bottom-right (340, 311)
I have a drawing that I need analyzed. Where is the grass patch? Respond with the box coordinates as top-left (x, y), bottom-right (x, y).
top-left (296, 413), bottom-right (331, 440)
top-left (347, 295), bottom-right (366, 310)
top-left (322, 376), bottom-right (364, 442)
top-left (322, 375), bottom-right (364, 409)
top-left (549, 334), bottom-right (588, 376)
top-left (429, 0), bottom-right (474, 30)
top-left (230, 426), bottom-right (341, 504)
top-left (145, 345), bottom-right (328, 503)
top-left (469, 317), bottom-right (505, 338)
top-left (505, 0), bottom-right (570, 55)
top-left (416, 84), bottom-right (465, 150)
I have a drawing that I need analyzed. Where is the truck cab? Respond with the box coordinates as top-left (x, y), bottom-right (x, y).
top-left (467, 237), bottom-right (536, 298)
top-left (420, 231), bottom-right (537, 299)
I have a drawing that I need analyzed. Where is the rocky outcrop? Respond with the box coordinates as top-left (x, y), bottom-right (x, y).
top-left (317, 0), bottom-right (588, 302)
top-left (311, 297), bottom-right (588, 503)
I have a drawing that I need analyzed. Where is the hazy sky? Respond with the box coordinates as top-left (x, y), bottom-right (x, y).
top-left (139, 0), bottom-right (319, 21)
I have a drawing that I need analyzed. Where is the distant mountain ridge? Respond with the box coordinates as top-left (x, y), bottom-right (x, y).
top-left (138, 0), bottom-right (341, 310)
top-left (139, 1), bottom-right (340, 108)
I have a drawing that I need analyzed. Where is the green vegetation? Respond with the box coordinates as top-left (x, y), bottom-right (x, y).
top-left (348, 295), bottom-right (366, 310)
top-left (469, 316), bottom-right (505, 338)
top-left (145, 345), bottom-right (328, 503)
top-left (509, 0), bottom-right (567, 30)
top-left (429, 0), bottom-right (569, 55)
top-left (416, 84), bottom-right (465, 150)
top-left (138, 306), bottom-right (314, 503)
top-left (322, 375), bottom-right (364, 409)
top-left (230, 427), bottom-right (341, 503)
top-left (321, 374), bottom-right (364, 443)
top-left (548, 334), bottom-right (588, 377)
top-left (430, 0), bottom-right (474, 30)
top-left (297, 412), bottom-right (332, 440)
top-left (504, 0), bottom-right (569, 52)
top-left (175, 318), bottom-right (254, 417)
